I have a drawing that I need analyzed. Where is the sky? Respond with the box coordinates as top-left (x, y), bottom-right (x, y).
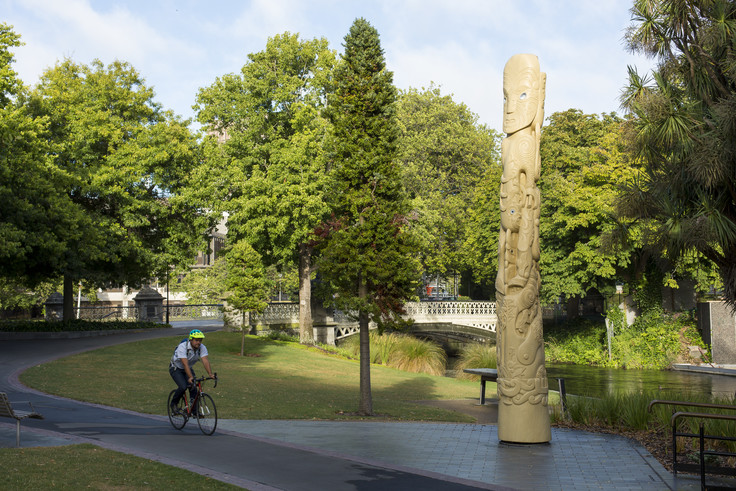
top-left (2, 0), bottom-right (657, 132)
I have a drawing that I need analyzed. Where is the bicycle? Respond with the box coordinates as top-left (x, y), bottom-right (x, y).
top-left (167, 373), bottom-right (218, 435)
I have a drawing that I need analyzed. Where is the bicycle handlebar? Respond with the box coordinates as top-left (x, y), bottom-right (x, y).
top-left (191, 373), bottom-right (218, 389)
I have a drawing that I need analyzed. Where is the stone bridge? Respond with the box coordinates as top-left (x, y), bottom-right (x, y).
top-left (249, 301), bottom-right (498, 345)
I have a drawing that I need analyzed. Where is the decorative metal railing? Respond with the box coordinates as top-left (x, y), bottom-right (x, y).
top-left (252, 303), bottom-right (300, 324)
top-left (74, 304), bottom-right (223, 321)
top-left (76, 306), bottom-right (138, 321)
top-left (403, 301), bottom-right (498, 332)
top-left (167, 304), bottom-right (223, 320)
top-left (404, 301), bottom-right (497, 316)
top-left (331, 301), bottom-right (499, 340)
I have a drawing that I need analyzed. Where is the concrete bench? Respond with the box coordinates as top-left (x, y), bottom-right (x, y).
top-left (462, 368), bottom-right (498, 405)
top-left (0, 392), bottom-right (44, 447)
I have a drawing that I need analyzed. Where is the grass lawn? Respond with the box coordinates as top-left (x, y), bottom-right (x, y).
top-left (1, 444), bottom-right (240, 489)
top-left (20, 331), bottom-right (487, 421)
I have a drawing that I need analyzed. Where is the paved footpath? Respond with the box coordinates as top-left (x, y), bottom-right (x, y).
top-left (0, 323), bottom-right (732, 490)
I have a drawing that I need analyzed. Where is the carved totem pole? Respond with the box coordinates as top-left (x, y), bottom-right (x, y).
top-left (496, 54), bottom-right (551, 443)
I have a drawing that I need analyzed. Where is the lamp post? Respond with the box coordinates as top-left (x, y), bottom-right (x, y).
top-left (166, 273), bottom-right (170, 325)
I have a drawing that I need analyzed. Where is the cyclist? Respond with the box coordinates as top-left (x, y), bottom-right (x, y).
top-left (169, 329), bottom-right (215, 413)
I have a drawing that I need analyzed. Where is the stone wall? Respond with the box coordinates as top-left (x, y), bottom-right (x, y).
top-left (698, 301), bottom-right (736, 364)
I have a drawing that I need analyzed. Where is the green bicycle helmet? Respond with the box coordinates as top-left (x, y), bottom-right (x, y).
top-left (189, 329), bottom-right (205, 340)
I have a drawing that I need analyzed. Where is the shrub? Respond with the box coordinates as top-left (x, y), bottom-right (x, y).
top-left (0, 319), bottom-right (164, 332)
top-left (545, 311), bottom-right (688, 369)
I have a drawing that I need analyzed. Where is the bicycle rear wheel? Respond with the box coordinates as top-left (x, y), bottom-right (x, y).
top-left (196, 393), bottom-right (217, 435)
top-left (167, 390), bottom-right (186, 430)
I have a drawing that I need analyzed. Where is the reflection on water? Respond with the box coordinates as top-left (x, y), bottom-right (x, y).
top-left (546, 364), bottom-right (736, 400)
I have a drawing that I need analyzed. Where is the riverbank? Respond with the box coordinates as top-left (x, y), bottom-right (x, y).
top-left (672, 363), bottom-right (736, 377)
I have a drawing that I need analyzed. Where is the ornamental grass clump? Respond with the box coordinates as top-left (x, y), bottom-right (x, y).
top-left (453, 342), bottom-right (497, 380)
top-left (339, 332), bottom-right (446, 376)
top-left (390, 335), bottom-right (447, 376)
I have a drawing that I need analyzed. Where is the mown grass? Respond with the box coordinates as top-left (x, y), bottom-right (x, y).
top-left (0, 444), bottom-right (240, 489)
top-left (20, 331), bottom-right (482, 421)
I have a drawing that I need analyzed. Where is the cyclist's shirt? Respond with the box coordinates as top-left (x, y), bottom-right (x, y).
top-left (170, 341), bottom-right (209, 370)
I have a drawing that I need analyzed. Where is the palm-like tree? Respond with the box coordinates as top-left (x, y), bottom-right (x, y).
top-left (620, 0), bottom-right (736, 308)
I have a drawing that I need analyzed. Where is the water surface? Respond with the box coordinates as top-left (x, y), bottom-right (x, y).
top-left (546, 363), bottom-right (736, 399)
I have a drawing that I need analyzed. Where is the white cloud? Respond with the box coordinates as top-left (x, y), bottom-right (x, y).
top-left (3, 0), bottom-right (658, 129)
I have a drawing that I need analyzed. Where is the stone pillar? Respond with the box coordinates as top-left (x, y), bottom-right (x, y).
top-left (133, 286), bottom-right (164, 323)
top-left (44, 292), bottom-right (64, 321)
top-left (495, 54), bottom-right (550, 444)
top-left (313, 325), bottom-right (336, 345)
top-left (698, 301), bottom-right (736, 365)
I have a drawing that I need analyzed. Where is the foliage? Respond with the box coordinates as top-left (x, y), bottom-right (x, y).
top-left (0, 444), bottom-right (239, 490)
top-left (546, 309), bottom-right (695, 369)
top-left (319, 18), bottom-right (420, 325)
top-left (605, 305), bottom-right (627, 335)
top-left (462, 161), bottom-right (503, 299)
top-left (225, 240), bottom-right (270, 356)
top-left (21, 55), bottom-right (216, 318)
top-left (176, 258), bottom-right (228, 305)
top-left (225, 241), bottom-right (270, 315)
top-left (545, 319), bottom-right (611, 366)
top-left (539, 110), bottom-right (640, 304)
top-left (454, 342), bottom-right (497, 379)
top-left (632, 259), bottom-right (665, 313)
top-left (396, 85), bottom-right (501, 290)
top-left (612, 309), bottom-right (681, 369)
top-left (318, 18), bottom-right (420, 415)
top-left (621, 0), bottom-right (736, 309)
top-left (266, 264), bottom-right (299, 302)
top-left (195, 32), bottom-right (336, 343)
top-left (0, 319), bottom-right (163, 332)
top-left (0, 277), bottom-right (59, 314)
top-left (0, 24), bottom-right (79, 287)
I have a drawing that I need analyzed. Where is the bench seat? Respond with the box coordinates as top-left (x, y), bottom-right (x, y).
top-left (0, 392), bottom-right (44, 447)
top-left (462, 368), bottom-right (498, 405)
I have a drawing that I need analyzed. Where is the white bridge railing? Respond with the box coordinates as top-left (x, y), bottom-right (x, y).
top-left (402, 301), bottom-right (497, 332)
top-left (251, 300), bottom-right (498, 332)
top-left (334, 301), bottom-right (498, 341)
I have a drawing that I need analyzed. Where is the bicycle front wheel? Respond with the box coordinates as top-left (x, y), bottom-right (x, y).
top-left (196, 393), bottom-right (217, 435)
top-left (167, 390), bottom-right (186, 430)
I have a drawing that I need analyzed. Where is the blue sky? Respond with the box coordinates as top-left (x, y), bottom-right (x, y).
top-left (3, 0), bottom-right (655, 131)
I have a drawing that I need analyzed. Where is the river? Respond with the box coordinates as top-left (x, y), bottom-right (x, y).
top-left (546, 363), bottom-right (736, 399)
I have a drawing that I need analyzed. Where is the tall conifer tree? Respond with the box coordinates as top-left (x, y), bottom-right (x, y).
top-left (320, 18), bottom-right (419, 415)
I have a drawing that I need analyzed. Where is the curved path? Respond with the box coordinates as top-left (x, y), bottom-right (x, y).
top-left (0, 323), bottom-right (718, 490)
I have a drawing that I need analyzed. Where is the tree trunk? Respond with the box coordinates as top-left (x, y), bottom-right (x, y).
top-left (358, 274), bottom-right (372, 416)
top-left (298, 243), bottom-right (314, 344)
top-left (566, 296), bottom-right (580, 321)
top-left (241, 310), bottom-right (246, 356)
top-left (63, 274), bottom-right (74, 321)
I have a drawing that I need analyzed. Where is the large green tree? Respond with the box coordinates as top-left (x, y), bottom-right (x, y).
top-left (0, 24), bottom-right (79, 293)
top-left (319, 18), bottom-right (420, 415)
top-left (27, 58), bottom-right (213, 319)
top-left (395, 85), bottom-right (501, 298)
top-left (195, 33), bottom-right (336, 343)
top-left (621, 0), bottom-right (736, 308)
top-left (539, 110), bottom-right (640, 309)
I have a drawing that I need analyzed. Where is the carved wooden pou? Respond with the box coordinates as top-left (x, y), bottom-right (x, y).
top-left (496, 54), bottom-right (551, 444)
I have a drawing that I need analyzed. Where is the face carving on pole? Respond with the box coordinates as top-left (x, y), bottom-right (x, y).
top-left (503, 54), bottom-right (543, 135)
top-left (496, 54), bottom-right (550, 444)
